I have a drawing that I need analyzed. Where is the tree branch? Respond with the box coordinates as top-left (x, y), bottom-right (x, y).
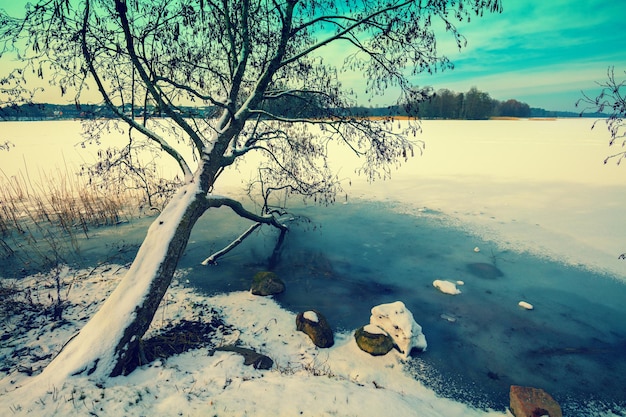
top-left (201, 195), bottom-right (289, 266)
top-left (280, 0), bottom-right (414, 68)
top-left (81, 0), bottom-right (193, 179)
top-left (201, 222), bottom-right (261, 265)
top-left (114, 0), bottom-right (207, 156)
top-left (206, 195), bottom-right (287, 231)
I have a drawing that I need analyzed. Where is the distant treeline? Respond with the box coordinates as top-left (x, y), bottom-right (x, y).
top-left (413, 86), bottom-right (532, 119)
top-left (0, 102), bottom-right (217, 121)
top-left (0, 87), bottom-right (607, 121)
top-left (354, 86), bottom-right (607, 120)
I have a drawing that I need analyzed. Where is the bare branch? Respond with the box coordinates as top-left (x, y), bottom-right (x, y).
top-left (578, 66), bottom-right (626, 165)
top-left (280, 0), bottom-right (414, 68)
top-left (114, 0), bottom-right (207, 156)
top-left (81, 0), bottom-right (193, 179)
top-left (201, 222), bottom-right (261, 265)
top-left (206, 195), bottom-right (288, 230)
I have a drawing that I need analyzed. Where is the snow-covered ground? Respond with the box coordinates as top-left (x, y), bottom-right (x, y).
top-left (0, 265), bottom-right (507, 417)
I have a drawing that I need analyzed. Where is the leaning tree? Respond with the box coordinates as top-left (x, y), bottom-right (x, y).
top-left (0, 0), bottom-right (502, 380)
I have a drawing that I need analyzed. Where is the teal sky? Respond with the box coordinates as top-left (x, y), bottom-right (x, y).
top-left (1, 1), bottom-right (625, 112)
top-left (405, 0), bottom-right (626, 111)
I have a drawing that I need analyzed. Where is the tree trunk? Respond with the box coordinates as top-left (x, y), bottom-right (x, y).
top-left (39, 175), bottom-right (210, 381)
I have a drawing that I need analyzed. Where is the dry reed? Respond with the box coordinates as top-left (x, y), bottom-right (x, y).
top-left (0, 163), bottom-right (171, 267)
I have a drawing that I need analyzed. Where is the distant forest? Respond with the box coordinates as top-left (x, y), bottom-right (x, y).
top-left (0, 86), bottom-right (606, 121)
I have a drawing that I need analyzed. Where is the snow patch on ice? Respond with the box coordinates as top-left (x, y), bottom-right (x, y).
top-left (433, 280), bottom-right (462, 295)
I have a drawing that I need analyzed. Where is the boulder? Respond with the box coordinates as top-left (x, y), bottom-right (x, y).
top-left (251, 271), bottom-right (285, 296)
top-left (296, 310), bottom-right (334, 348)
top-left (212, 345), bottom-right (274, 370)
top-left (509, 385), bottom-right (562, 417)
top-left (354, 324), bottom-right (394, 356)
top-left (370, 301), bottom-right (427, 357)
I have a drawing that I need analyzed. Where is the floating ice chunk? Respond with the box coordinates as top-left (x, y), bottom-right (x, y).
top-left (518, 301), bottom-right (534, 310)
top-left (474, 246), bottom-right (481, 253)
top-left (370, 301), bottom-right (427, 357)
top-left (433, 280), bottom-right (462, 295)
top-left (456, 280), bottom-right (465, 286)
top-left (303, 310), bottom-right (319, 323)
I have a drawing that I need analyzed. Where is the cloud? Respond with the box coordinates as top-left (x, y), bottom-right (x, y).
top-left (397, 0), bottom-right (626, 110)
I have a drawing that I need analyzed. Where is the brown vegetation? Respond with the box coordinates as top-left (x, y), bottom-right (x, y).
top-left (0, 165), bottom-right (170, 266)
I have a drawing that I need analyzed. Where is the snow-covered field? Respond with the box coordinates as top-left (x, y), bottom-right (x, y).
top-left (1, 118), bottom-right (626, 416)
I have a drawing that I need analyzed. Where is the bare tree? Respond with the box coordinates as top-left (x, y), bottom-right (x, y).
top-left (578, 66), bottom-right (626, 164)
top-left (0, 0), bottom-right (502, 380)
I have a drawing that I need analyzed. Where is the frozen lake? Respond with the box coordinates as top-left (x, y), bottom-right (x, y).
top-left (1, 118), bottom-right (625, 414)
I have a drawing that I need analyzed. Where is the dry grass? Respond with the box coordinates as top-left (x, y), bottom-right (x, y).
top-left (489, 116), bottom-right (521, 121)
top-left (0, 164), bottom-right (173, 267)
top-left (1, 169), bottom-right (130, 235)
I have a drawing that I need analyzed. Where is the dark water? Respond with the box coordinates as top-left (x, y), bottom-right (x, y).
top-left (184, 200), bottom-right (626, 414)
top-left (3, 200), bottom-right (626, 414)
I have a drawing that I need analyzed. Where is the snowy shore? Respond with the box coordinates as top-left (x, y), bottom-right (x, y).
top-left (0, 264), bottom-right (507, 417)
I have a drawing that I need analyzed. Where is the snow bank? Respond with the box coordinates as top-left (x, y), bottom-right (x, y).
top-left (0, 266), bottom-right (505, 417)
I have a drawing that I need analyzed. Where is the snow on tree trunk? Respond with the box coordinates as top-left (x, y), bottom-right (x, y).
top-left (39, 173), bottom-right (208, 382)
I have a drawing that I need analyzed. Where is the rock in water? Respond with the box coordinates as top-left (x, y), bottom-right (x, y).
top-left (296, 310), bottom-right (334, 348)
top-left (354, 325), bottom-right (394, 356)
top-left (467, 262), bottom-right (504, 279)
top-left (370, 301), bottom-right (427, 357)
top-left (509, 385), bottom-right (562, 417)
top-left (250, 271), bottom-right (285, 296)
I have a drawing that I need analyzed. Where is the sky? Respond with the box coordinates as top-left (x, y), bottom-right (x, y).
top-left (1, 0), bottom-right (625, 112)
top-left (405, 0), bottom-right (626, 112)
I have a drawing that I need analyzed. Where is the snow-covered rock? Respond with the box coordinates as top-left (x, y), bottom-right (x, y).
top-left (303, 311), bottom-right (319, 323)
top-left (369, 301), bottom-right (427, 357)
top-left (354, 325), bottom-right (394, 356)
top-left (296, 309), bottom-right (334, 348)
top-left (433, 279), bottom-right (462, 295)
